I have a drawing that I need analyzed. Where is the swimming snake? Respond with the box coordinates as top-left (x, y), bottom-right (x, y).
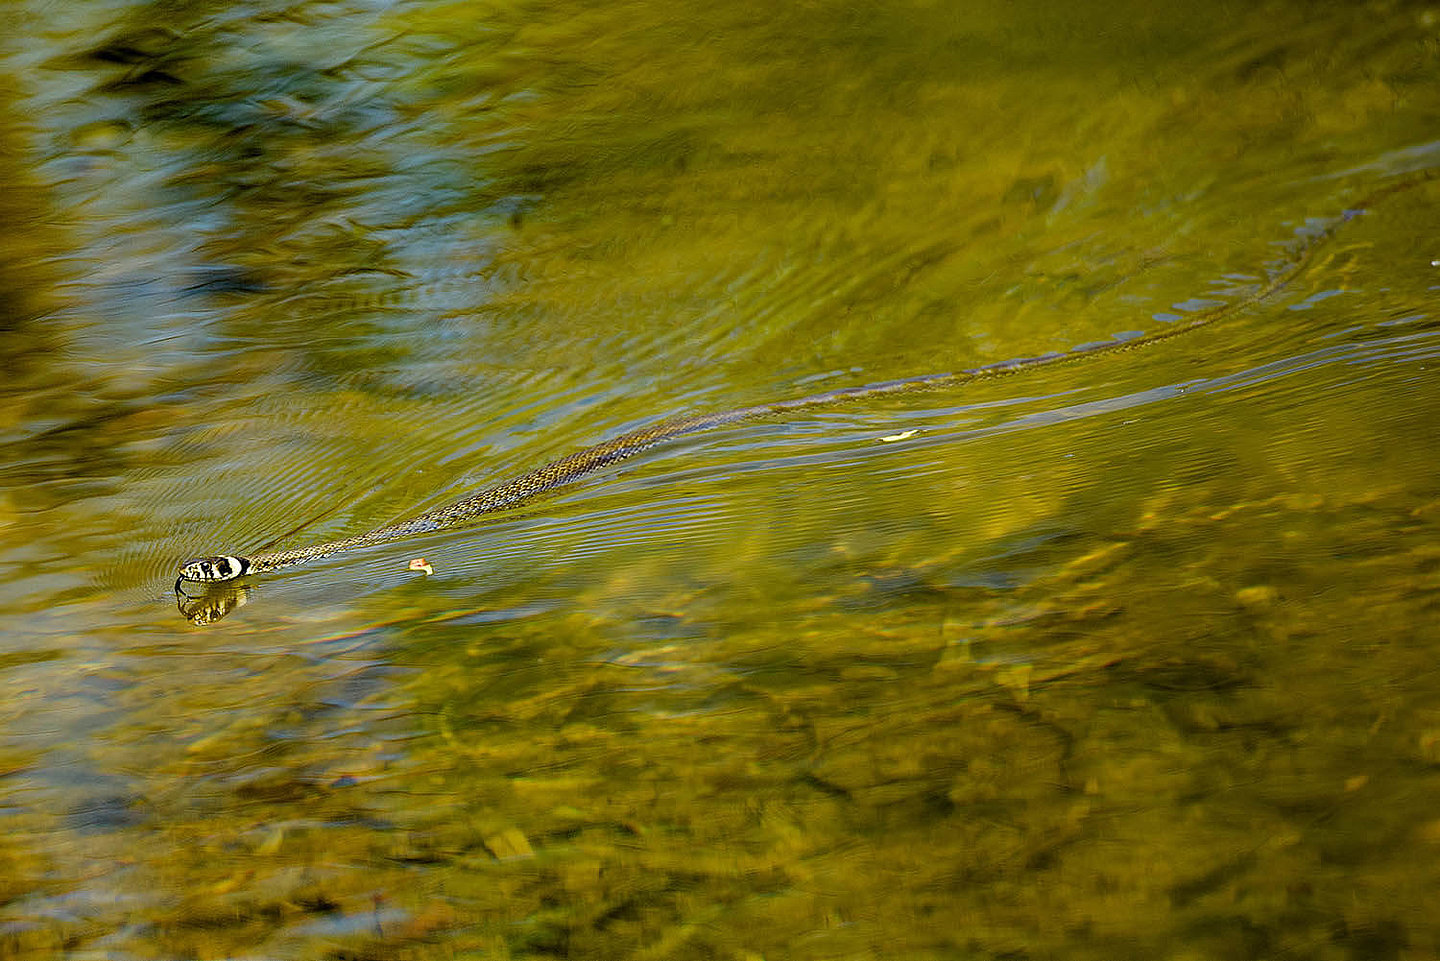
top-left (176, 173), bottom-right (1433, 592)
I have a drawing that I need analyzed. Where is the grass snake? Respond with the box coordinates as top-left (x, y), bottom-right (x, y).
top-left (177, 173), bottom-right (1433, 592)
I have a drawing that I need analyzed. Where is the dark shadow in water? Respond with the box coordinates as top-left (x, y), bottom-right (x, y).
top-left (174, 580), bottom-right (251, 625)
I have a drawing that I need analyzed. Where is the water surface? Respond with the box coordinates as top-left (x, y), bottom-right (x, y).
top-left (2, 1), bottom-right (1440, 957)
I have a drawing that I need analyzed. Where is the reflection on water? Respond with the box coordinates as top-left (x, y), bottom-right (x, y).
top-left (3, 0), bottom-right (1440, 956)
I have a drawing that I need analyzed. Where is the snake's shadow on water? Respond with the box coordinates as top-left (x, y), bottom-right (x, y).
top-left (175, 579), bottom-right (251, 626)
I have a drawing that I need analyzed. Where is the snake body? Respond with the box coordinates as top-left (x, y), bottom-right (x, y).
top-left (177, 174), bottom-right (1432, 587)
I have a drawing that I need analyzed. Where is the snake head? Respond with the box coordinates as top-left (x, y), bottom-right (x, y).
top-left (177, 555), bottom-right (252, 584)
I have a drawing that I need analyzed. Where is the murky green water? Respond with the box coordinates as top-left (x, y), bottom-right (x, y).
top-left (3, 1), bottom-right (1440, 957)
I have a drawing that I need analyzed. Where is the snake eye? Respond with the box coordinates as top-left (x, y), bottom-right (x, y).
top-left (178, 558), bottom-right (211, 581)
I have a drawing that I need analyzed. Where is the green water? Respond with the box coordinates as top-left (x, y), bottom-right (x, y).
top-left (3, 0), bottom-right (1440, 957)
